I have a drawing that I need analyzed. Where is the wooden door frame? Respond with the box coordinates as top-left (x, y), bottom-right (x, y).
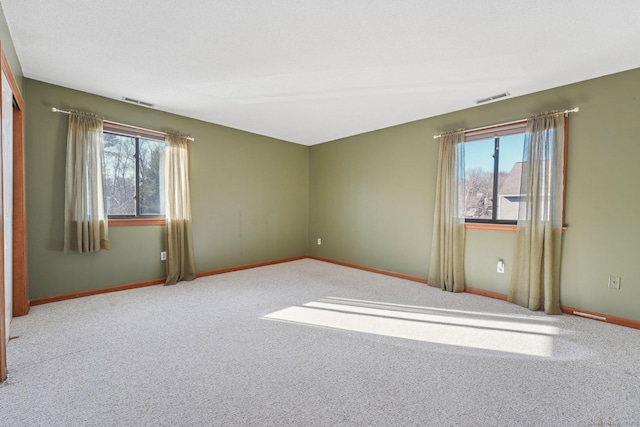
top-left (0, 42), bottom-right (27, 383)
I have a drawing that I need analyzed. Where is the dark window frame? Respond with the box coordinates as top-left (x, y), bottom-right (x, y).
top-left (103, 122), bottom-right (166, 221)
top-left (463, 121), bottom-right (527, 225)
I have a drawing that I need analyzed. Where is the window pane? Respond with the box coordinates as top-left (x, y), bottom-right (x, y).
top-left (103, 133), bottom-right (136, 216)
top-left (464, 138), bottom-right (494, 219)
top-left (496, 133), bottom-right (525, 221)
top-left (138, 139), bottom-right (165, 216)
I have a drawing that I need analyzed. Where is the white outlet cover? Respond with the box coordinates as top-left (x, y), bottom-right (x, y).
top-left (608, 275), bottom-right (621, 289)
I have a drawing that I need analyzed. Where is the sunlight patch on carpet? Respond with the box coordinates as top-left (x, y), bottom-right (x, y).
top-left (263, 297), bottom-right (559, 357)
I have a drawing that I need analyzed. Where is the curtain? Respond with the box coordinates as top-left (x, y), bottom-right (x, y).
top-left (508, 111), bottom-right (566, 314)
top-left (64, 110), bottom-right (109, 253)
top-left (428, 129), bottom-right (466, 292)
top-left (164, 133), bottom-right (196, 286)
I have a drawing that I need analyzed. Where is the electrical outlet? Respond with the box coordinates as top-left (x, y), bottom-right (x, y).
top-left (497, 260), bottom-right (505, 274)
top-left (161, 251), bottom-right (167, 261)
top-left (608, 275), bottom-right (621, 289)
top-left (317, 238), bottom-right (322, 245)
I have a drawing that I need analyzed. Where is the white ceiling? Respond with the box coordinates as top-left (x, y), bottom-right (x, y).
top-left (2, 1), bottom-right (640, 145)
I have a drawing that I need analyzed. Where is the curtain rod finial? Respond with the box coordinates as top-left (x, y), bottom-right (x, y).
top-left (52, 107), bottom-right (58, 112)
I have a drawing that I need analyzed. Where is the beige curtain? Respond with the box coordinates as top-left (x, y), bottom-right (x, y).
top-left (64, 110), bottom-right (109, 253)
top-left (509, 111), bottom-right (565, 314)
top-left (428, 129), bottom-right (465, 292)
top-left (164, 133), bottom-right (196, 285)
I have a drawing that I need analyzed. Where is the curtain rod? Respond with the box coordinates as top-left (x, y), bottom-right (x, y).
top-left (51, 107), bottom-right (195, 142)
top-left (432, 107), bottom-right (579, 139)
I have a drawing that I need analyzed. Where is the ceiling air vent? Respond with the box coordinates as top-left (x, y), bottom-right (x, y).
top-left (122, 97), bottom-right (155, 108)
top-left (474, 92), bottom-right (510, 105)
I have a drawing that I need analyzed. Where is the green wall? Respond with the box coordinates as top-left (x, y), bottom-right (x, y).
top-left (309, 68), bottom-right (640, 322)
top-left (25, 79), bottom-right (309, 299)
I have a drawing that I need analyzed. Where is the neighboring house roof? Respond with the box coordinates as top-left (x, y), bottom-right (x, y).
top-left (498, 162), bottom-right (523, 197)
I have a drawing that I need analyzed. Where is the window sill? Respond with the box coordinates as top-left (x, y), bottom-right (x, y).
top-left (109, 218), bottom-right (166, 227)
top-left (465, 223), bottom-right (568, 232)
top-left (465, 223), bottom-right (516, 232)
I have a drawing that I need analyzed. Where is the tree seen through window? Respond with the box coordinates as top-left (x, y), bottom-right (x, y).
top-left (463, 132), bottom-right (525, 223)
top-left (103, 132), bottom-right (165, 217)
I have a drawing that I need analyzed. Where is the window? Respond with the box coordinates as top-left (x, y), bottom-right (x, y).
top-left (463, 122), bottom-right (526, 224)
top-left (103, 123), bottom-right (165, 218)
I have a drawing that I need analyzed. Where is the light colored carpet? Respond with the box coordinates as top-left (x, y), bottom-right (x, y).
top-left (1, 259), bottom-right (639, 426)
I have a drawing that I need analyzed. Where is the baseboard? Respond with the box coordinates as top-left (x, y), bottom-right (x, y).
top-left (465, 286), bottom-right (640, 331)
top-left (307, 255), bottom-right (428, 284)
top-left (464, 286), bottom-right (509, 301)
top-left (196, 256), bottom-right (307, 278)
top-left (311, 256), bottom-right (640, 331)
top-left (560, 306), bottom-right (640, 330)
top-left (30, 255), bottom-right (308, 306)
top-left (30, 278), bottom-right (166, 306)
top-left (27, 255), bottom-right (640, 331)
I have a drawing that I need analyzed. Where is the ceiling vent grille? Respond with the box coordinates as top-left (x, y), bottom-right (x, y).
top-left (474, 92), bottom-right (510, 105)
top-left (122, 97), bottom-right (155, 108)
